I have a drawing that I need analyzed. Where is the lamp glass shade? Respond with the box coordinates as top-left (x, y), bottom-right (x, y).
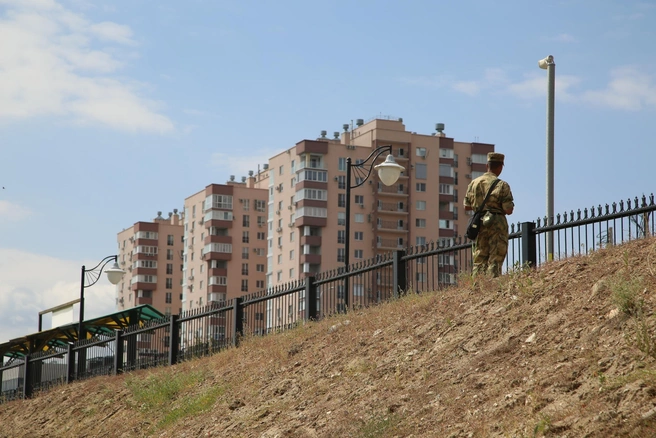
top-left (374, 155), bottom-right (405, 186)
top-left (105, 262), bottom-right (126, 285)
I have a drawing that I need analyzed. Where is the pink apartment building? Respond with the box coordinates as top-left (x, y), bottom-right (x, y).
top-left (116, 117), bottom-right (493, 324)
top-left (182, 179), bottom-right (269, 313)
top-left (255, 117), bottom-right (493, 288)
top-left (116, 210), bottom-right (185, 316)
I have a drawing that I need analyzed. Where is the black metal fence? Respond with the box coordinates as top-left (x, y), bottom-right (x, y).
top-left (2, 194), bottom-right (654, 403)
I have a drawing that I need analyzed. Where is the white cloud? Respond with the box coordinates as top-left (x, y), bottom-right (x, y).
top-left (0, 249), bottom-right (117, 343)
top-left (402, 65), bottom-right (655, 112)
top-left (581, 67), bottom-right (656, 111)
top-left (0, 200), bottom-right (31, 221)
top-left (545, 33), bottom-right (578, 43)
top-left (0, 0), bottom-right (174, 133)
top-left (211, 150), bottom-right (274, 181)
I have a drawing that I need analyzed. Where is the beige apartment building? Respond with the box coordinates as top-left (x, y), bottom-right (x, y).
top-left (182, 180), bottom-right (269, 316)
top-left (116, 210), bottom-right (185, 316)
top-left (255, 117), bottom-right (493, 288)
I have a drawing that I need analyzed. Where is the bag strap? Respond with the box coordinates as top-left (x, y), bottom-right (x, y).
top-left (476, 179), bottom-right (501, 214)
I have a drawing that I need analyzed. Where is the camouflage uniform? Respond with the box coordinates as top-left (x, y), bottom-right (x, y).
top-left (464, 169), bottom-right (514, 277)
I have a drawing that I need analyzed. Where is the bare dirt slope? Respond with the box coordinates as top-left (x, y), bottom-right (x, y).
top-left (2, 238), bottom-right (656, 437)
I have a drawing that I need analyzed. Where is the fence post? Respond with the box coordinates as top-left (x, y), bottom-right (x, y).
top-left (393, 250), bottom-right (407, 299)
top-left (521, 221), bottom-right (537, 268)
top-left (304, 276), bottom-right (318, 321)
top-left (22, 355), bottom-right (32, 399)
top-left (232, 298), bottom-right (244, 347)
top-left (168, 315), bottom-right (179, 366)
top-left (66, 344), bottom-right (75, 384)
top-left (113, 330), bottom-right (124, 376)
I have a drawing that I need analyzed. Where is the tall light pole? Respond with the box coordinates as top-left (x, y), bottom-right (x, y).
top-left (539, 55), bottom-right (555, 261)
top-left (344, 145), bottom-right (405, 310)
top-left (78, 255), bottom-right (125, 340)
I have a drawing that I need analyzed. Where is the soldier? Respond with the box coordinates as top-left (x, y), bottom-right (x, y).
top-left (463, 152), bottom-right (514, 277)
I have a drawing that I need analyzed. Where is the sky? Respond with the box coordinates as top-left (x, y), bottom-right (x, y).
top-left (1, 0), bottom-right (655, 343)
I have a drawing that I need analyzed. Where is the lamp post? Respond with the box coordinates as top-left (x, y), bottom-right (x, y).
top-left (539, 54), bottom-right (555, 261)
top-left (344, 145), bottom-right (405, 310)
top-left (78, 255), bottom-right (125, 340)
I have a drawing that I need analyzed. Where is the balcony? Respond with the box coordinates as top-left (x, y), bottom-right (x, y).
top-left (376, 239), bottom-right (405, 251)
top-left (300, 234), bottom-right (321, 246)
top-left (376, 220), bottom-right (408, 233)
top-left (377, 185), bottom-right (408, 196)
top-left (301, 253), bottom-right (321, 265)
top-left (204, 251), bottom-right (232, 262)
top-left (377, 202), bottom-right (408, 214)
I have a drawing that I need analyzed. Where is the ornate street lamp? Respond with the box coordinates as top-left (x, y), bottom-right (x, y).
top-left (78, 255), bottom-right (125, 340)
top-left (344, 145), bottom-right (405, 309)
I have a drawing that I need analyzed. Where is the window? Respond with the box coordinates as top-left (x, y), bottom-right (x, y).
top-left (204, 194), bottom-right (233, 211)
top-left (416, 201), bottom-right (426, 211)
top-left (439, 184), bottom-right (453, 195)
top-left (354, 249), bottom-right (363, 259)
top-left (416, 183), bottom-right (426, 192)
top-left (289, 268), bottom-right (295, 278)
top-left (416, 147), bottom-right (427, 157)
top-left (166, 249), bottom-right (174, 260)
top-left (472, 153), bottom-right (487, 164)
top-left (278, 254), bottom-right (282, 264)
top-left (279, 165), bottom-right (284, 175)
top-left (354, 231), bottom-right (363, 241)
top-left (338, 157), bottom-right (346, 171)
top-left (255, 200), bottom-right (266, 212)
top-left (242, 231), bottom-right (249, 243)
top-left (416, 272), bottom-right (426, 282)
top-left (440, 148), bottom-right (454, 158)
top-left (242, 247), bottom-right (249, 259)
top-left (416, 218), bottom-right (426, 228)
top-left (338, 193), bottom-right (346, 208)
top-left (415, 163), bottom-right (427, 179)
top-left (165, 292), bottom-right (172, 304)
top-left (337, 175), bottom-right (345, 190)
top-left (440, 164), bottom-right (453, 177)
top-left (257, 231), bottom-right (266, 240)
top-left (135, 231), bottom-right (158, 240)
top-left (289, 250), bottom-right (294, 260)
top-left (242, 263), bottom-right (249, 275)
top-left (354, 195), bottom-right (364, 205)
top-left (165, 263), bottom-right (173, 274)
top-left (472, 171), bottom-right (485, 179)
top-left (167, 235), bottom-right (174, 246)
top-left (256, 280), bottom-right (265, 289)
top-left (243, 215), bottom-right (250, 227)
top-left (337, 230), bottom-right (345, 244)
top-left (166, 278), bottom-right (173, 289)
top-left (439, 219), bottom-right (452, 229)
top-left (416, 237), bottom-right (426, 245)
top-left (337, 248), bottom-right (345, 263)
top-left (256, 264), bottom-right (265, 272)
top-left (337, 212), bottom-right (346, 226)
top-left (241, 279), bottom-right (248, 292)
top-left (354, 213), bottom-right (364, 223)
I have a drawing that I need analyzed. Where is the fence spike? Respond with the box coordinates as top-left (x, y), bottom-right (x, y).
top-left (612, 202), bottom-right (617, 213)
top-left (627, 198), bottom-right (632, 210)
top-left (556, 213), bottom-right (561, 224)
top-left (651, 193), bottom-right (655, 206)
top-left (597, 205), bottom-right (602, 216)
top-left (604, 204), bottom-right (609, 215)
top-left (635, 196), bottom-right (640, 208)
top-left (642, 194), bottom-right (647, 207)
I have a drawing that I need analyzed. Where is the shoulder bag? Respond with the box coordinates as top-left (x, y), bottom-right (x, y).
top-left (465, 179), bottom-right (501, 241)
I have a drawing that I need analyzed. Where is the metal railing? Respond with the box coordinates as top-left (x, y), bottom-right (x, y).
top-left (2, 193), bottom-right (654, 403)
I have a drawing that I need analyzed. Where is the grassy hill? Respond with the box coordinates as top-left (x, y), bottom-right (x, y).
top-left (1, 238), bottom-right (656, 437)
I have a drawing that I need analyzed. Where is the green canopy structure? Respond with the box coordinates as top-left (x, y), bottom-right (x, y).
top-left (0, 305), bottom-right (165, 361)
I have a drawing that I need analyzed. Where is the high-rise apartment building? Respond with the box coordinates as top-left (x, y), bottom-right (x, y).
top-left (182, 179), bottom-right (269, 313)
top-left (116, 210), bottom-right (185, 316)
top-left (255, 117), bottom-right (494, 287)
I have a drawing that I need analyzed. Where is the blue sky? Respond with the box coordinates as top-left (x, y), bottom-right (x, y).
top-left (1, 0), bottom-right (655, 343)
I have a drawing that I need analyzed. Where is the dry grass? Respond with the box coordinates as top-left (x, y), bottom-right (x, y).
top-left (1, 238), bottom-right (656, 437)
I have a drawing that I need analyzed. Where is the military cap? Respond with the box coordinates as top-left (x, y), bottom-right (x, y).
top-left (487, 152), bottom-right (505, 164)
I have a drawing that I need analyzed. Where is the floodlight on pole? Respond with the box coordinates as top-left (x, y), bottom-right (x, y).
top-left (538, 54), bottom-right (555, 261)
